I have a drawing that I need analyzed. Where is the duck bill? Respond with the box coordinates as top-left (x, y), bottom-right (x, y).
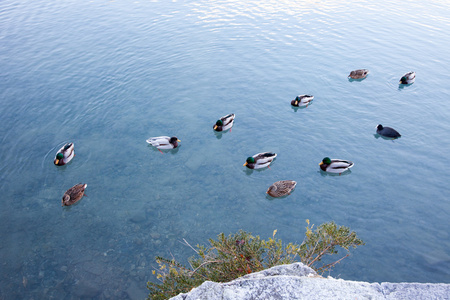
top-left (213, 125), bottom-right (218, 130)
top-left (177, 139), bottom-right (181, 142)
top-left (243, 162), bottom-right (248, 166)
top-left (54, 159), bottom-right (60, 165)
top-left (294, 100), bottom-right (298, 105)
top-left (319, 162), bottom-right (323, 166)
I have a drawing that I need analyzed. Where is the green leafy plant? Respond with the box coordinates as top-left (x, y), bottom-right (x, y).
top-left (147, 220), bottom-right (364, 300)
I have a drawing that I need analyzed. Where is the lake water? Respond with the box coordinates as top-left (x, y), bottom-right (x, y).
top-left (1, 0), bottom-right (450, 298)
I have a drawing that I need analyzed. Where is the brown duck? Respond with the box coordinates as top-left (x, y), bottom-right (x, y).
top-left (62, 183), bottom-right (87, 206)
top-left (348, 69), bottom-right (369, 79)
top-left (266, 180), bottom-right (297, 197)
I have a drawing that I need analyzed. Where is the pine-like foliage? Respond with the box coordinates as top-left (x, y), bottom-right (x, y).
top-left (147, 221), bottom-right (364, 300)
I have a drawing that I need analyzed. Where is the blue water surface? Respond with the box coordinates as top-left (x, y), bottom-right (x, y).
top-left (1, 0), bottom-right (450, 298)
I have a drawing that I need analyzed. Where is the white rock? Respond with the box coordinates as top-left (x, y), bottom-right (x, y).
top-left (170, 262), bottom-right (450, 300)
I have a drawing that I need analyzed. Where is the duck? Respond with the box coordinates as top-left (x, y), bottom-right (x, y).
top-left (243, 152), bottom-right (277, 169)
top-left (376, 124), bottom-right (401, 139)
top-left (319, 157), bottom-right (354, 174)
top-left (213, 113), bottom-right (235, 131)
top-left (348, 69), bottom-right (369, 79)
top-left (62, 183), bottom-right (87, 206)
top-left (146, 136), bottom-right (180, 152)
top-left (399, 71), bottom-right (415, 84)
top-left (291, 95), bottom-right (314, 107)
top-left (54, 143), bottom-right (74, 166)
top-left (266, 180), bottom-right (297, 197)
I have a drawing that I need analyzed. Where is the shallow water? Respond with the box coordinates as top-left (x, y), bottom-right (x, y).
top-left (1, 0), bottom-right (450, 298)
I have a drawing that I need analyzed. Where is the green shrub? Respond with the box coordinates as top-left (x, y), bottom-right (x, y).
top-left (147, 220), bottom-right (364, 300)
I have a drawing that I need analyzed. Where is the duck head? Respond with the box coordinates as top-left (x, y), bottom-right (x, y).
top-left (243, 156), bottom-right (255, 166)
top-left (62, 194), bottom-right (70, 206)
top-left (400, 76), bottom-right (407, 84)
top-left (266, 185), bottom-right (277, 194)
top-left (319, 157), bottom-right (331, 171)
top-left (319, 157), bottom-right (332, 166)
top-left (213, 119), bottom-right (223, 130)
top-left (169, 137), bottom-right (181, 147)
top-left (54, 153), bottom-right (64, 165)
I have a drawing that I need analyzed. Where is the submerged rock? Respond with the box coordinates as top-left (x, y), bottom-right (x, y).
top-left (150, 232), bottom-right (161, 239)
top-left (126, 280), bottom-right (148, 300)
top-left (129, 210), bottom-right (146, 223)
top-left (74, 280), bottom-right (102, 298)
top-left (170, 263), bottom-right (450, 300)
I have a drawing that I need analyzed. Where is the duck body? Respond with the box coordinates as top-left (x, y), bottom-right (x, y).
top-left (319, 157), bottom-right (354, 174)
top-left (54, 143), bottom-right (74, 166)
top-left (399, 71), bottom-right (415, 84)
top-left (348, 69), bottom-right (369, 79)
top-left (213, 113), bottom-right (235, 131)
top-left (62, 183), bottom-right (87, 206)
top-left (266, 180), bottom-right (297, 197)
top-left (244, 152), bottom-right (277, 169)
top-left (146, 136), bottom-right (180, 150)
top-left (291, 95), bottom-right (314, 107)
top-left (376, 124), bottom-right (401, 138)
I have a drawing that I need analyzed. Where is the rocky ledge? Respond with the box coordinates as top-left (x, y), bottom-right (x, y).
top-left (171, 262), bottom-right (449, 299)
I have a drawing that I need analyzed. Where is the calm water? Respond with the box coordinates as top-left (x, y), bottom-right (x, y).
top-left (1, 0), bottom-right (450, 298)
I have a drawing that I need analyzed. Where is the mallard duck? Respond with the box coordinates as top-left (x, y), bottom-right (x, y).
top-left (319, 157), bottom-right (354, 174)
top-left (146, 136), bottom-right (180, 153)
top-left (213, 113), bottom-right (235, 131)
top-left (291, 95), bottom-right (314, 107)
top-left (266, 180), bottom-right (297, 197)
top-left (243, 152), bottom-right (277, 169)
top-left (62, 183), bottom-right (87, 206)
top-left (348, 69), bottom-right (369, 79)
top-left (54, 143), bottom-right (74, 166)
top-left (376, 124), bottom-right (401, 139)
top-left (399, 71), bottom-right (415, 84)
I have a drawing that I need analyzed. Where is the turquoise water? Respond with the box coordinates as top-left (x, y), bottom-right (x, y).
top-left (1, 0), bottom-right (450, 298)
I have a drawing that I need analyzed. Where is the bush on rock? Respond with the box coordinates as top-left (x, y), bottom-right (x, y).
top-left (147, 220), bottom-right (364, 300)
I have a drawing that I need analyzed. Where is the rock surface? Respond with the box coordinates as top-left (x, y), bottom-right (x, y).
top-left (170, 263), bottom-right (450, 300)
